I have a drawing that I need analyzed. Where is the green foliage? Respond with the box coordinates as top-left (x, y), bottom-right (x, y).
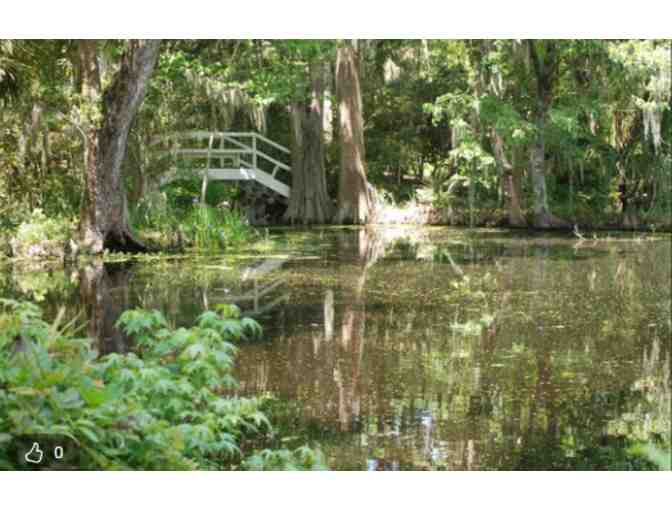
top-left (12, 209), bottom-right (72, 247)
top-left (0, 41), bottom-right (23, 103)
top-left (480, 95), bottom-right (533, 144)
top-left (131, 191), bottom-right (177, 233)
top-left (0, 41), bottom-right (86, 220)
top-left (426, 86), bottom-right (497, 213)
top-left (638, 443), bottom-right (672, 471)
top-left (9, 209), bottom-right (74, 259)
top-left (242, 446), bottom-right (328, 471)
top-left (0, 299), bottom-right (320, 470)
top-left (132, 194), bottom-right (257, 252)
top-left (183, 205), bottom-right (255, 251)
top-left (423, 39), bottom-right (672, 229)
top-left (0, 200), bottom-right (30, 235)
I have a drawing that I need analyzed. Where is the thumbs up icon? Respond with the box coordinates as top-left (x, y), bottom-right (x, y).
top-left (25, 442), bottom-right (44, 464)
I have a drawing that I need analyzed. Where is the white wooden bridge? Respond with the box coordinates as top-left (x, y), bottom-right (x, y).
top-left (156, 131), bottom-right (292, 199)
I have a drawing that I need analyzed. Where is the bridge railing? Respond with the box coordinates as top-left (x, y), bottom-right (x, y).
top-left (155, 131), bottom-right (292, 183)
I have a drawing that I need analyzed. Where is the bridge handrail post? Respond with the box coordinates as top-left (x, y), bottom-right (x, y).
top-left (201, 133), bottom-right (214, 204)
top-left (219, 132), bottom-right (225, 168)
top-left (252, 134), bottom-right (258, 170)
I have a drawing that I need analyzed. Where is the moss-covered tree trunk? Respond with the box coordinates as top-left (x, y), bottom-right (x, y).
top-left (492, 131), bottom-right (526, 227)
top-left (284, 62), bottom-right (333, 224)
top-left (527, 41), bottom-right (569, 229)
top-left (78, 39), bottom-right (161, 253)
top-left (335, 43), bottom-right (373, 224)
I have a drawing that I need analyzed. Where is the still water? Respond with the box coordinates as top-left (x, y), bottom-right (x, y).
top-left (3, 227), bottom-right (671, 469)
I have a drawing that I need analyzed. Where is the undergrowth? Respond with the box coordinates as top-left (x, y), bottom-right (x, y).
top-left (0, 299), bottom-right (325, 470)
top-left (132, 195), bottom-right (256, 252)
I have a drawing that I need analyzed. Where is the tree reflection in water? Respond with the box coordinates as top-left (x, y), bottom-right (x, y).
top-left (79, 261), bottom-right (135, 355)
top-left (234, 230), bottom-right (671, 470)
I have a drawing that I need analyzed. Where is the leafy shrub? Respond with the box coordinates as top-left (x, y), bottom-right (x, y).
top-left (12, 209), bottom-right (72, 246)
top-left (638, 443), bottom-right (672, 470)
top-left (0, 300), bottom-right (325, 470)
top-left (9, 209), bottom-right (74, 259)
top-left (0, 202), bottom-right (32, 234)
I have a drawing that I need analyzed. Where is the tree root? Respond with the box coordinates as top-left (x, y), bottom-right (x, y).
top-left (533, 212), bottom-right (571, 229)
top-left (105, 228), bottom-right (148, 253)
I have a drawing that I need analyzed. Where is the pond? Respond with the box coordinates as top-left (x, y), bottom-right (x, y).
top-left (2, 227), bottom-right (671, 469)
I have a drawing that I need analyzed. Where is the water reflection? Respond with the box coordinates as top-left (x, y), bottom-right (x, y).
top-left (79, 261), bottom-right (135, 355)
top-left (211, 257), bottom-right (290, 316)
top-left (233, 229), bottom-right (671, 469)
top-left (70, 255), bottom-right (293, 353)
top-left (3, 227), bottom-right (670, 470)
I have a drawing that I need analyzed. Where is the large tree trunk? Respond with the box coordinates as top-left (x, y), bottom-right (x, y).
top-left (284, 62), bottom-right (333, 224)
top-left (492, 130), bottom-right (526, 227)
top-left (529, 114), bottom-right (568, 228)
top-left (78, 39), bottom-right (161, 253)
top-left (529, 110), bottom-right (553, 225)
top-left (335, 44), bottom-right (373, 224)
top-left (527, 41), bottom-right (569, 229)
top-left (322, 61), bottom-right (334, 146)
